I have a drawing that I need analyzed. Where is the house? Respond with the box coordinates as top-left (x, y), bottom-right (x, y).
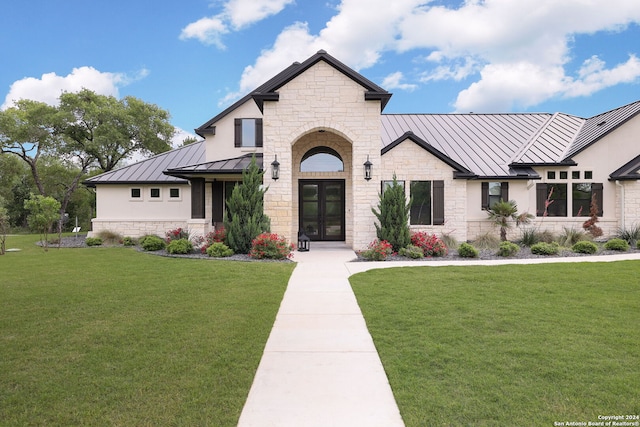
top-left (85, 50), bottom-right (640, 249)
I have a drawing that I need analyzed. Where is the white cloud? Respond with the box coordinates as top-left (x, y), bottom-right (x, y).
top-left (221, 0), bottom-right (640, 112)
top-left (1, 67), bottom-right (145, 110)
top-left (180, 0), bottom-right (294, 48)
top-left (381, 72), bottom-right (417, 92)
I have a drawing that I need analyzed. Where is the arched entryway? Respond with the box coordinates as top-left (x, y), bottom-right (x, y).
top-left (292, 130), bottom-right (352, 243)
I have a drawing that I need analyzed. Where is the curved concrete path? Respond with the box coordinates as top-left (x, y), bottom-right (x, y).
top-left (238, 245), bottom-right (640, 427)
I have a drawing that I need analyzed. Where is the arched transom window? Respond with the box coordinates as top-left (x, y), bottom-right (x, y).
top-left (300, 146), bottom-right (344, 172)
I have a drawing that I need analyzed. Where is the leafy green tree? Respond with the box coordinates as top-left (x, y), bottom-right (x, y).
top-left (224, 156), bottom-right (270, 254)
top-left (24, 194), bottom-right (60, 251)
top-left (372, 175), bottom-right (411, 251)
top-left (486, 199), bottom-right (534, 241)
top-left (0, 203), bottom-right (9, 255)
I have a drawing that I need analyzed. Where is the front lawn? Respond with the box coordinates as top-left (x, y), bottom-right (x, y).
top-left (0, 235), bottom-right (294, 426)
top-left (351, 262), bottom-right (640, 426)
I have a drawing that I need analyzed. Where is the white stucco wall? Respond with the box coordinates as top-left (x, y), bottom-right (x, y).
top-left (204, 101), bottom-right (263, 162)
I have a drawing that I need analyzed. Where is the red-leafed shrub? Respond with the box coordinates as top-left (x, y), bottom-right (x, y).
top-left (410, 232), bottom-right (448, 257)
top-left (199, 227), bottom-right (227, 254)
top-left (360, 239), bottom-right (393, 261)
top-left (249, 233), bottom-right (294, 260)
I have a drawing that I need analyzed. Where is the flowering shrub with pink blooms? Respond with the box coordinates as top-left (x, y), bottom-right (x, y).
top-left (249, 233), bottom-right (294, 260)
top-left (360, 239), bottom-right (393, 261)
top-left (165, 227), bottom-right (189, 243)
top-left (199, 227), bottom-right (227, 254)
top-left (410, 232), bottom-right (448, 257)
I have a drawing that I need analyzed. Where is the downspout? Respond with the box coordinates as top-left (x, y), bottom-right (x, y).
top-left (615, 180), bottom-right (625, 230)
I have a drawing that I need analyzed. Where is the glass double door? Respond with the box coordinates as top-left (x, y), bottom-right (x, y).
top-left (299, 180), bottom-right (345, 241)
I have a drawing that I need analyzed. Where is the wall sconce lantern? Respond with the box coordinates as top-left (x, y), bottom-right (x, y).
top-left (271, 155), bottom-right (280, 180)
top-left (363, 155), bottom-right (373, 181)
top-left (297, 229), bottom-right (310, 252)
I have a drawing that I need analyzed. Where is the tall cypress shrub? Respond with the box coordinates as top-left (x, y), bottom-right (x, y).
top-left (224, 156), bottom-right (271, 253)
top-left (372, 175), bottom-right (411, 251)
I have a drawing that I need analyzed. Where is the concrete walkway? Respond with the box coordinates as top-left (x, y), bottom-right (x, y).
top-left (238, 245), bottom-right (640, 427)
top-left (238, 243), bottom-right (404, 427)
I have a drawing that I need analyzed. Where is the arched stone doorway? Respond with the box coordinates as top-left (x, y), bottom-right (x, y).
top-left (292, 130), bottom-right (353, 244)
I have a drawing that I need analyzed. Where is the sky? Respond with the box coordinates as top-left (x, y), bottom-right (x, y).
top-left (2, 0), bottom-right (640, 147)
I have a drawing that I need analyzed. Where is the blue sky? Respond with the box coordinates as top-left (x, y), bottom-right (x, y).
top-left (2, 0), bottom-right (640, 146)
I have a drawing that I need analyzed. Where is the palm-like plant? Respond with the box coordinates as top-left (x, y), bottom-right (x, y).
top-left (487, 200), bottom-right (534, 241)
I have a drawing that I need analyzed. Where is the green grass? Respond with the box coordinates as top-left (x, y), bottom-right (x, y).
top-left (351, 263), bottom-right (640, 426)
top-left (0, 235), bottom-right (294, 426)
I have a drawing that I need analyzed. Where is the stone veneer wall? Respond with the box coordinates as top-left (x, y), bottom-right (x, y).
top-left (381, 140), bottom-right (468, 242)
top-left (89, 219), bottom-right (189, 238)
top-left (262, 60), bottom-right (382, 250)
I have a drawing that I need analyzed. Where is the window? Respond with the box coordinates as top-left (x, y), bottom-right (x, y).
top-left (131, 188), bottom-right (141, 198)
top-left (234, 118), bottom-right (263, 147)
top-left (572, 183), bottom-right (603, 217)
top-left (572, 171), bottom-right (580, 179)
top-left (150, 188), bottom-right (160, 198)
top-left (381, 180), bottom-right (405, 194)
top-left (410, 180), bottom-right (444, 225)
top-left (169, 188), bottom-right (180, 198)
top-left (301, 147), bottom-right (344, 172)
top-left (560, 171), bottom-right (568, 179)
top-left (585, 171), bottom-right (593, 179)
top-left (547, 171), bottom-right (556, 179)
top-left (481, 182), bottom-right (508, 210)
top-left (536, 183), bottom-right (567, 216)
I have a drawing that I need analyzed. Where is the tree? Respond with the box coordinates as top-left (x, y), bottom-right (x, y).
top-left (224, 156), bottom-right (270, 253)
top-left (24, 194), bottom-right (60, 251)
top-left (181, 136), bottom-right (198, 146)
top-left (59, 89), bottom-right (174, 172)
top-left (0, 203), bottom-right (9, 255)
top-left (487, 199), bottom-right (534, 241)
top-left (372, 175), bottom-right (411, 251)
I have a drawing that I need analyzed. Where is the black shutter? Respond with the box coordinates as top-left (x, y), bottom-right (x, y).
top-left (191, 178), bottom-right (205, 219)
top-left (255, 118), bottom-right (263, 147)
top-left (536, 183), bottom-right (547, 217)
top-left (481, 182), bottom-right (489, 210)
top-left (212, 180), bottom-right (224, 223)
top-left (234, 118), bottom-right (242, 147)
top-left (592, 183), bottom-right (603, 216)
top-left (433, 180), bottom-right (445, 225)
top-left (501, 182), bottom-right (509, 202)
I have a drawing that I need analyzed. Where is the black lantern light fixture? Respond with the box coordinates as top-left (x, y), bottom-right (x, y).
top-left (297, 229), bottom-right (310, 252)
top-left (363, 155), bottom-right (373, 181)
top-left (271, 155), bottom-right (280, 180)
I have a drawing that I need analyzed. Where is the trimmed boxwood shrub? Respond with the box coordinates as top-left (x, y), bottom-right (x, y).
top-left (497, 241), bottom-right (519, 257)
top-left (85, 237), bottom-right (103, 246)
top-left (530, 242), bottom-right (559, 255)
top-left (167, 238), bottom-right (193, 254)
top-left (458, 242), bottom-right (479, 258)
top-left (399, 245), bottom-right (424, 259)
top-left (572, 240), bottom-right (598, 254)
top-left (122, 236), bottom-right (136, 246)
top-left (141, 235), bottom-right (166, 251)
top-left (206, 242), bottom-right (234, 257)
top-left (604, 238), bottom-right (629, 251)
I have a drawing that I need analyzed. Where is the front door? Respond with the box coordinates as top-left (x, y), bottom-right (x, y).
top-left (299, 180), bottom-right (345, 241)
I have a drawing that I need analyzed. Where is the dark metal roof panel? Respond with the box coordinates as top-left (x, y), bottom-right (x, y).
top-left (381, 113), bottom-right (550, 177)
top-left (610, 154), bottom-right (640, 180)
top-left (84, 141), bottom-right (205, 186)
top-left (513, 113), bottom-right (584, 164)
top-left (565, 100), bottom-right (640, 159)
top-left (165, 153), bottom-right (263, 176)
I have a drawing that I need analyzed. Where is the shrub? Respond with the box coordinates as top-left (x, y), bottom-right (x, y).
top-left (249, 233), bottom-right (294, 260)
top-left (399, 245), bottom-right (424, 259)
top-left (167, 238), bottom-right (193, 254)
top-left (519, 228), bottom-right (539, 246)
top-left (557, 226), bottom-right (588, 247)
top-left (85, 237), bottom-right (103, 246)
top-left (411, 232), bottom-right (448, 257)
top-left (97, 230), bottom-right (123, 245)
top-left (122, 236), bottom-right (136, 246)
top-left (572, 240), bottom-right (598, 254)
top-left (165, 227), bottom-right (189, 243)
top-left (497, 241), bottom-right (520, 257)
top-left (439, 232), bottom-right (458, 250)
top-left (206, 242), bottom-right (234, 257)
top-left (530, 242), bottom-right (559, 255)
top-left (372, 175), bottom-right (411, 252)
top-left (604, 238), bottom-right (629, 252)
top-left (360, 239), bottom-right (393, 261)
top-left (616, 224), bottom-right (640, 246)
top-left (582, 193), bottom-right (603, 238)
top-left (199, 227), bottom-right (227, 254)
top-left (141, 235), bottom-right (166, 251)
top-left (458, 242), bottom-right (479, 258)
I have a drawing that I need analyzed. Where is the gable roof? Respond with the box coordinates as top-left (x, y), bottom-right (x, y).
top-left (83, 141), bottom-right (205, 187)
top-left (610, 154), bottom-right (640, 180)
top-left (165, 153), bottom-right (262, 179)
top-left (195, 50), bottom-right (392, 137)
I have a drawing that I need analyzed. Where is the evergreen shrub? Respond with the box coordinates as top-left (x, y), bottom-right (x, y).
top-left (167, 238), bottom-right (193, 254)
top-left (206, 242), bottom-right (234, 257)
top-left (530, 242), bottom-right (559, 255)
top-left (399, 244), bottom-right (424, 259)
top-left (141, 235), bottom-right (165, 251)
top-left (497, 241), bottom-right (520, 257)
top-left (458, 242), bottom-right (479, 258)
top-left (572, 240), bottom-right (598, 254)
top-left (372, 175), bottom-right (410, 252)
top-left (85, 237), bottom-right (103, 246)
top-left (604, 238), bottom-right (629, 251)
